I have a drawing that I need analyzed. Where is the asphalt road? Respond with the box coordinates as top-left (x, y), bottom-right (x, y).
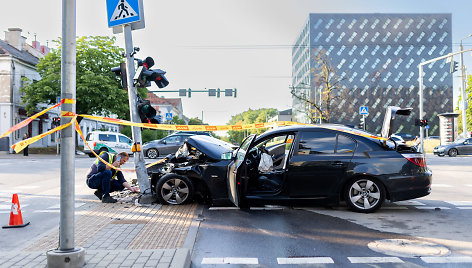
top-left (191, 154), bottom-right (472, 267)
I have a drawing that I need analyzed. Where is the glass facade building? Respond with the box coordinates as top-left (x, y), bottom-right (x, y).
top-left (292, 13), bottom-right (453, 135)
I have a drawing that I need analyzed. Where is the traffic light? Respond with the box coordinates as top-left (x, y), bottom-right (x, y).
top-left (135, 57), bottom-right (169, 88)
top-left (111, 62), bottom-right (128, 89)
top-left (52, 117), bottom-right (61, 126)
top-left (137, 97), bottom-right (160, 124)
top-left (415, 118), bottom-right (429, 127)
top-left (359, 117), bottom-right (365, 130)
top-left (450, 61), bottom-right (459, 73)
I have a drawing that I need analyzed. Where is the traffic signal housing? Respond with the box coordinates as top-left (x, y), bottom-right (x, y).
top-left (415, 118), bottom-right (429, 127)
top-left (359, 117), bottom-right (365, 130)
top-left (134, 57), bottom-right (169, 88)
top-left (111, 62), bottom-right (128, 89)
top-left (137, 97), bottom-right (160, 124)
top-left (450, 61), bottom-right (459, 73)
top-left (52, 117), bottom-right (61, 127)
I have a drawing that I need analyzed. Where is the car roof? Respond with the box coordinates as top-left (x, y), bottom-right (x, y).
top-left (256, 124), bottom-right (384, 143)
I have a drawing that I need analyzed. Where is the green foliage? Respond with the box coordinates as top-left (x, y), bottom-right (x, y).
top-left (170, 116), bottom-right (186, 125)
top-left (188, 117), bottom-right (204, 125)
top-left (457, 74), bottom-right (472, 134)
top-left (227, 108), bottom-right (278, 144)
top-left (21, 36), bottom-right (131, 120)
top-left (120, 126), bottom-right (167, 143)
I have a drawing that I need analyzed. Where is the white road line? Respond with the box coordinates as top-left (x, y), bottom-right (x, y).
top-left (445, 201), bottom-right (472, 206)
top-left (201, 257), bottom-right (258, 264)
top-left (250, 207), bottom-right (284, 210)
top-left (394, 200), bottom-right (426, 206)
top-left (457, 207), bottom-right (472, 210)
top-left (421, 256), bottom-right (472, 263)
top-left (14, 186), bottom-right (40, 189)
top-left (33, 210), bottom-right (60, 213)
top-left (47, 203), bottom-right (85, 209)
top-left (466, 184), bottom-right (472, 187)
top-left (277, 257), bottom-right (334, 264)
top-left (348, 257), bottom-right (404, 263)
top-left (0, 204), bottom-right (29, 210)
top-left (208, 207), bottom-right (239, 210)
top-left (432, 184), bottom-right (453, 188)
top-left (414, 206), bottom-right (450, 210)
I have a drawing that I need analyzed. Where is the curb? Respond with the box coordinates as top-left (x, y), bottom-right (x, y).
top-left (170, 248), bottom-right (191, 268)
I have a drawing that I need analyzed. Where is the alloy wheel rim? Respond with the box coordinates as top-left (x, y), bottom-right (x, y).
top-left (148, 149), bottom-right (157, 158)
top-left (349, 179), bottom-right (381, 210)
top-left (161, 178), bottom-right (189, 204)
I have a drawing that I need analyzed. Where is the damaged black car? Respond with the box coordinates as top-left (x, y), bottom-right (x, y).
top-left (147, 107), bottom-right (432, 213)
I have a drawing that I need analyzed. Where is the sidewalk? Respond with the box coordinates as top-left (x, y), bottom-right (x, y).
top-left (0, 196), bottom-right (201, 268)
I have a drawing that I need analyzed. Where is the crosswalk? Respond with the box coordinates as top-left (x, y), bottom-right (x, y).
top-left (200, 256), bottom-right (472, 265)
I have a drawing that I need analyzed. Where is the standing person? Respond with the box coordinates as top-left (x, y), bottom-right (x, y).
top-left (86, 151), bottom-right (138, 203)
top-left (22, 133), bottom-right (29, 156)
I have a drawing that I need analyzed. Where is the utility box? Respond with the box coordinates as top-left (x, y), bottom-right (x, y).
top-left (0, 137), bottom-right (9, 152)
top-left (438, 113), bottom-right (459, 145)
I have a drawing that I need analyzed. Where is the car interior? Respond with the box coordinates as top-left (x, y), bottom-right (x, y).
top-left (244, 133), bottom-right (295, 194)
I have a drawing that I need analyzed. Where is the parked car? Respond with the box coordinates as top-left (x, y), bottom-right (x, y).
top-left (83, 131), bottom-right (132, 157)
top-left (143, 132), bottom-right (211, 159)
top-left (390, 134), bottom-right (406, 145)
top-left (433, 138), bottom-right (472, 157)
top-left (148, 123), bottom-right (431, 213)
top-left (393, 132), bottom-right (415, 141)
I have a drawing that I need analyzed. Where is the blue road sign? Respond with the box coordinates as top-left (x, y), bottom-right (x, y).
top-left (165, 113), bottom-right (173, 121)
top-left (359, 106), bottom-right (369, 115)
top-left (106, 0), bottom-right (141, 28)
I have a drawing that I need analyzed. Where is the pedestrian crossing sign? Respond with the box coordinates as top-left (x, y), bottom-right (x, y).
top-left (106, 0), bottom-right (141, 28)
top-left (359, 106), bottom-right (369, 115)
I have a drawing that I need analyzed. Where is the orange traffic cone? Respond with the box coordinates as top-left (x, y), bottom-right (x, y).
top-left (2, 193), bottom-right (30, 228)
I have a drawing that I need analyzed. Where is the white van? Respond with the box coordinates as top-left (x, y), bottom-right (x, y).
top-left (83, 131), bottom-right (132, 157)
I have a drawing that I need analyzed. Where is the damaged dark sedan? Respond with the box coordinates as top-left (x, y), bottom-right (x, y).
top-left (148, 107), bottom-right (432, 213)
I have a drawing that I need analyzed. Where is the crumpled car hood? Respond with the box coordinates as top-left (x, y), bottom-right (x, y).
top-left (184, 135), bottom-right (235, 160)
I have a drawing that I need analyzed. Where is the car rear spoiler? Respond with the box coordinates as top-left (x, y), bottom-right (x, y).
top-left (380, 106), bottom-right (413, 140)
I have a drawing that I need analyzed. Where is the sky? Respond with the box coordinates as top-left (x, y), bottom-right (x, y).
top-left (1, 0), bottom-right (471, 125)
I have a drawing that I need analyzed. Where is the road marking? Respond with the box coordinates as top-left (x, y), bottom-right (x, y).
top-left (421, 256), bottom-right (472, 263)
top-left (0, 204), bottom-right (29, 210)
top-left (14, 186), bottom-right (40, 189)
top-left (466, 184), bottom-right (472, 187)
top-left (414, 206), bottom-right (450, 210)
top-left (201, 257), bottom-right (258, 264)
top-left (47, 203), bottom-right (85, 209)
top-left (277, 257), bottom-right (334, 264)
top-left (208, 207), bottom-right (239, 210)
top-left (33, 210), bottom-right (60, 213)
top-left (250, 207), bottom-right (284, 210)
top-left (432, 184), bottom-right (453, 188)
top-left (348, 257), bottom-right (404, 263)
top-left (457, 207), bottom-right (472, 210)
top-left (394, 200), bottom-right (426, 206)
top-left (445, 201), bottom-right (472, 206)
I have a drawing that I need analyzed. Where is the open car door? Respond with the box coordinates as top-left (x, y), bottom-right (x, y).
top-left (227, 135), bottom-right (256, 207)
top-left (380, 106), bottom-right (413, 139)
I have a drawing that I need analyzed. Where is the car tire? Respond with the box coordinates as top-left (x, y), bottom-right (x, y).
top-left (448, 149), bottom-right (458, 157)
top-left (156, 174), bottom-right (194, 205)
top-left (87, 153), bottom-right (95, 158)
top-left (344, 177), bottom-right (385, 213)
top-left (99, 147), bottom-right (108, 154)
top-left (146, 148), bottom-right (159, 159)
top-left (437, 154), bottom-right (444, 157)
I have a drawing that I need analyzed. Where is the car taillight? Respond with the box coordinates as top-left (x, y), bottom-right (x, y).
top-left (93, 142), bottom-right (96, 147)
top-left (402, 153), bottom-right (427, 167)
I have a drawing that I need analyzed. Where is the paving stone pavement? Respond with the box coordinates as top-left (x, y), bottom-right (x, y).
top-left (0, 200), bottom-right (198, 268)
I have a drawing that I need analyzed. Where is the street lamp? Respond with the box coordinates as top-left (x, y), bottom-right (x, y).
top-left (460, 34), bottom-right (472, 138)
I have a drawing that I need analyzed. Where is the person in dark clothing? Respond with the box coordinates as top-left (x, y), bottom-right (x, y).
top-left (22, 133), bottom-right (29, 156)
top-left (86, 151), bottom-right (138, 203)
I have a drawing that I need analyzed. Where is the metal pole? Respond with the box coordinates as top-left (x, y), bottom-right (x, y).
top-left (123, 24), bottom-right (153, 203)
top-left (418, 65), bottom-right (425, 154)
top-left (47, 0), bottom-right (85, 265)
top-left (460, 41), bottom-right (468, 138)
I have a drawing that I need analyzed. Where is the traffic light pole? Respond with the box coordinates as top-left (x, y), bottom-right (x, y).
top-left (418, 48), bottom-right (472, 153)
top-left (123, 24), bottom-right (153, 204)
top-left (460, 40), bottom-right (469, 138)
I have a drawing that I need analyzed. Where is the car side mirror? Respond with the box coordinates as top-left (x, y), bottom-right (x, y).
top-left (161, 140), bottom-right (167, 144)
top-left (221, 152), bottom-right (233, 160)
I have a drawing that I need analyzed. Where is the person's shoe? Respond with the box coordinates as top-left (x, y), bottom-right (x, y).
top-left (102, 195), bottom-right (117, 203)
top-left (94, 190), bottom-right (103, 200)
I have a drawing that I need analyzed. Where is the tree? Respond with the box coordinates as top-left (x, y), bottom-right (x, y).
top-left (291, 50), bottom-right (346, 123)
top-left (21, 36), bottom-right (146, 121)
top-left (188, 117), bottom-right (204, 125)
top-left (227, 108), bottom-right (278, 144)
top-left (457, 74), bottom-right (472, 134)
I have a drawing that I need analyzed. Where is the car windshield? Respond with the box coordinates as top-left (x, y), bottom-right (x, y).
top-left (455, 138), bottom-right (467, 144)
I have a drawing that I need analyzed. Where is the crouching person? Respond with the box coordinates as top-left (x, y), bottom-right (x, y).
top-left (86, 151), bottom-right (138, 203)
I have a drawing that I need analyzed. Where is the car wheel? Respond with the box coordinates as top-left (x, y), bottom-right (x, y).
top-left (437, 154), bottom-right (444, 157)
top-left (344, 177), bottom-right (385, 213)
top-left (448, 149), bottom-right (458, 157)
top-left (99, 147), bottom-right (108, 153)
top-left (146, 148), bottom-right (159, 159)
top-left (156, 174), bottom-right (194, 205)
top-left (87, 153), bottom-right (95, 158)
